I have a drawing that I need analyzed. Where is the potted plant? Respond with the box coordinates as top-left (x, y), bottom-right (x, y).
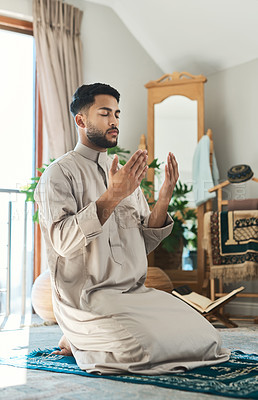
top-left (154, 181), bottom-right (197, 272)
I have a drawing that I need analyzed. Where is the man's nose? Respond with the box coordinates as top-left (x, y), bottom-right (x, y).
top-left (109, 115), bottom-right (118, 126)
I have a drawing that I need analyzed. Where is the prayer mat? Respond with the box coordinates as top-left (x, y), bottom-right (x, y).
top-left (210, 210), bottom-right (258, 282)
top-left (0, 349), bottom-right (258, 399)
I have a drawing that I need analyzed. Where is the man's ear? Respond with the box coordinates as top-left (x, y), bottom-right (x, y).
top-left (75, 114), bottom-right (86, 128)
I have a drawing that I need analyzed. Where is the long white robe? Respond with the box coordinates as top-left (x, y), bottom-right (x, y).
top-left (35, 142), bottom-right (230, 375)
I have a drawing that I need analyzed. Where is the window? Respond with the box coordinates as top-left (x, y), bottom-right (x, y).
top-left (0, 28), bottom-right (34, 189)
top-left (0, 16), bottom-right (42, 316)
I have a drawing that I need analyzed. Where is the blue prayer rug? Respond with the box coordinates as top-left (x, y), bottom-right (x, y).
top-left (0, 349), bottom-right (258, 399)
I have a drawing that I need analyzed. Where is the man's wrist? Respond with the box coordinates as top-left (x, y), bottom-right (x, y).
top-left (156, 196), bottom-right (171, 210)
top-left (96, 188), bottom-right (122, 225)
top-left (105, 187), bottom-right (123, 207)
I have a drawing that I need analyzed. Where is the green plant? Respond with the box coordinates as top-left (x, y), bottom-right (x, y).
top-left (107, 146), bottom-right (130, 164)
top-left (162, 181), bottom-right (197, 253)
top-left (20, 159), bottom-right (55, 223)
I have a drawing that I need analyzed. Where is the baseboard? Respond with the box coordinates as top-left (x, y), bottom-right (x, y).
top-left (225, 299), bottom-right (258, 317)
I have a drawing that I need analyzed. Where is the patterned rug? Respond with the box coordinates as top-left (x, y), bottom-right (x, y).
top-left (0, 348), bottom-right (258, 399)
top-left (210, 210), bottom-right (258, 281)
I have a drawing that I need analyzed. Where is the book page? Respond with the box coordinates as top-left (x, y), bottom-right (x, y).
top-left (172, 286), bottom-right (245, 313)
top-left (182, 292), bottom-right (212, 310)
top-left (172, 290), bottom-right (212, 312)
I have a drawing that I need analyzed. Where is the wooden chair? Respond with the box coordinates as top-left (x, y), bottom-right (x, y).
top-left (206, 174), bottom-right (258, 325)
top-left (209, 177), bottom-right (258, 212)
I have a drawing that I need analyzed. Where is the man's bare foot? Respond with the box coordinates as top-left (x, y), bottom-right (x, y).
top-left (51, 335), bottom-right (72, 356)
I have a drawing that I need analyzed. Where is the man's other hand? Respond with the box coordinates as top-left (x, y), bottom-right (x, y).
top-left (158, 152), bottom-right (179, 206)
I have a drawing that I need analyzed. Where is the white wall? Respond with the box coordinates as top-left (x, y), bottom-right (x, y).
top-left (205, 60), bottom-right (258, 316)
top-left (0, 0), bottom-right (163, 154)
top-left (205, 59), bottom-right (258, 198)
top-left (79, 0), bottom-right (163, 153)
top-left (0, 0), bottom-right (32, 19)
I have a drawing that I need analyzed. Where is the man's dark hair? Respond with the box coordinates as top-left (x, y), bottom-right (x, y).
top-left (70, 83), bottom-right (120, 117)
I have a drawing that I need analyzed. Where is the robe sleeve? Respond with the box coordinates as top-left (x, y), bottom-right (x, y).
top-left (136, 188), bottom-right (174, 255)
top-left (34, 162), bottom-right (103, 257)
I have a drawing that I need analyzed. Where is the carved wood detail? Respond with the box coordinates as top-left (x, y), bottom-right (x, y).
top-left (145, 72), bottom-right (207, 88)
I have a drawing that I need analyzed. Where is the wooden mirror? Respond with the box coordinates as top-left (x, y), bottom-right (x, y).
top-left (145, 71), bottom-right (208, 292)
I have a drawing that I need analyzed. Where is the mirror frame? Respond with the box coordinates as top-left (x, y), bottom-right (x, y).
top-left (145, 71), bottom-right (207, 292)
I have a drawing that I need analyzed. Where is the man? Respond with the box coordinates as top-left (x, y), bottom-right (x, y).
top-left (35, 83), bottom-right (230, 375)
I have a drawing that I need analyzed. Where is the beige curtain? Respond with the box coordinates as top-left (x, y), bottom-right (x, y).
top-left (33, 0), bottom-right (83, 158)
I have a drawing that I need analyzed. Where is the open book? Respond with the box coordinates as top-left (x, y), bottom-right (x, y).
top-left (172, 285), bottom-right (245, 314)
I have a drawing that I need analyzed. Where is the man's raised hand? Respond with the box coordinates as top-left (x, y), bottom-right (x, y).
top-left (96, 150), bottom-right (148, 226)
top-left (109, 150), bottom-right (148, 202)
top-left (147, 152), bottom-right (179, 228)
top-left (158, 152), bottom-right (179, 205)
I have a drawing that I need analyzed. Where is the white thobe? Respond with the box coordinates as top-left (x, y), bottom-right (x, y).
top-left (35, 142), bottom-right (230, 375)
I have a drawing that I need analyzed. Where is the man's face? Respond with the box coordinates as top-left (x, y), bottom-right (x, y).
top-left (83, 94), bottom-right (120, 149)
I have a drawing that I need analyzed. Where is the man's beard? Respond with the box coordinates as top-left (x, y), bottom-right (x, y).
top-left (86, 121), bottom-right (118, 148)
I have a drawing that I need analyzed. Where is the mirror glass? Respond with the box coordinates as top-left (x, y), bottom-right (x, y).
top-left (154, 95), bottom-right (197, 205)
top-left (154, 95), bottom-right (198, 270)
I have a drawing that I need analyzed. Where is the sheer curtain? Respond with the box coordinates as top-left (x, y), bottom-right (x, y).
top-left (33, 0), bottom-right (83, 158)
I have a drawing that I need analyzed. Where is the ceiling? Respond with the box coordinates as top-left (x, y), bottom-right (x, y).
top-left (86, 0), bottom-right (258, 76)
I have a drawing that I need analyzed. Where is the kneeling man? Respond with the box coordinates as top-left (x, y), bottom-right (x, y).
top-left (35, 83), bottom-right (230, 374)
